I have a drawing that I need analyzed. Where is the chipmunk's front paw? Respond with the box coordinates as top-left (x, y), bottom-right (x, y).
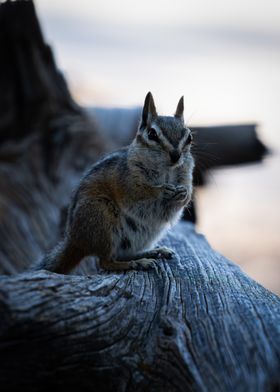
top-left (162, 184), bottom-right (176, 198)
top-left (163, 184), bottom-right (189, 202)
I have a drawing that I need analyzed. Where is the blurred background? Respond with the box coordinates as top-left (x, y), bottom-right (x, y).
top-left (36, 0), bottom-right (280, 294)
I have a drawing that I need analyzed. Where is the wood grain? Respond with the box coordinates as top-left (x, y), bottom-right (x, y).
top-left (0, 222), bottom-right (279, 391)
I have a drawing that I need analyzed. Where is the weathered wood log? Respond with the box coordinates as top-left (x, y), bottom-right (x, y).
top-left (0, 222), bottom-right (280, 391)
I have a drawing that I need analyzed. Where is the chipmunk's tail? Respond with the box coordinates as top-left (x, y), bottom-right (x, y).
top-left (31, 240), bottom-right (84, 274)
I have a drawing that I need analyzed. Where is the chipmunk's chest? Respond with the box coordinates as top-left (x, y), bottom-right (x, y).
top-left (114, 165), bottom-right (189, 257)
top-left (116, 209), bottom-right (167, 258)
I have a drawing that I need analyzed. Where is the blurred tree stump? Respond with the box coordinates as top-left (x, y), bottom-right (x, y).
top-left (0, 1), bottom-right (279, 391)
top-left (0, 0), bottom-right (110, 273)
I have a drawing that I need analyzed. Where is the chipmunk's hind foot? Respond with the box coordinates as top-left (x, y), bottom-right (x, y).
top-left (100, 258), bottom-right (156, 272)
top-left (137, 246), bottom-right (176, 260)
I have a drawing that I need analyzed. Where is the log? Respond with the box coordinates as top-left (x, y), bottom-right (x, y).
top-left (0, 222), bottom-right (280, 391)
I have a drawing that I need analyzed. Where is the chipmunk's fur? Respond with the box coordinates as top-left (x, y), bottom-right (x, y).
top-left (35, 92), bottom-right (194, 273)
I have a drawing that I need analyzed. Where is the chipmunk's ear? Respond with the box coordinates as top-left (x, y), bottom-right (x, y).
top-left (140, 92), bottom-right (157, 128)
top-left (174, 96), bottom-right (184, 121)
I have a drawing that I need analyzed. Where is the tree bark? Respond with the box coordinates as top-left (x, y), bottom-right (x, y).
top-left (0, 222), bottom-right (279, 392)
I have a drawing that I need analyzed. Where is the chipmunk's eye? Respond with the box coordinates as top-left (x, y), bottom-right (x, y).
top-left (147, 128), bottom-right (159, 142)
top-left (185, 133), bottom-right (193, 146)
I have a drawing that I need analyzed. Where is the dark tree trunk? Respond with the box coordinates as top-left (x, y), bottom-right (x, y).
top-left (0, 0), bottom-right (79, 143)
top-left (0, 0), bottom-right (110, 274)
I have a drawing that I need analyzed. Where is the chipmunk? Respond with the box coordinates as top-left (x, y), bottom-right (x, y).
top-left (35, 92), bottom-right (194, 273)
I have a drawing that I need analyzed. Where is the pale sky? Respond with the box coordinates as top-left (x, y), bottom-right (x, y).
top-left (36, 0), bottom-right (280, 129)
top-left (38, 0), bottom-right (280, 32)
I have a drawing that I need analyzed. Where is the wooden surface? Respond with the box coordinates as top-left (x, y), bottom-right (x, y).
top-left (1, 222), bottom-right (280, 391)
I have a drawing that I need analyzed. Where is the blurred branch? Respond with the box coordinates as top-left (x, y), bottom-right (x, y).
top-left (191, 124), bottom-right (268, 184)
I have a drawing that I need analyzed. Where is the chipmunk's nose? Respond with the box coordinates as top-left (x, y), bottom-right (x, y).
top-left (169, 149), bottom-right (181, 164)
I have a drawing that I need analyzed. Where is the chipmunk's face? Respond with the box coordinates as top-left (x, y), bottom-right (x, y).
top-left (135, 92), bottom-right (193, 168)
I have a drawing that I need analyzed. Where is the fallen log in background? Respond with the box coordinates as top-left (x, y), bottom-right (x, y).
top-left (1, 222), bottom-right (280, 392)
top-left (0, 1), bottom-right (279, 391)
